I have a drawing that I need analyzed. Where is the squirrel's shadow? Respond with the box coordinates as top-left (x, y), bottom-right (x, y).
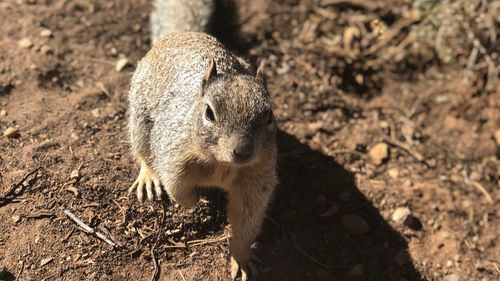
top-left (254, 130), bottom-right (426, 281)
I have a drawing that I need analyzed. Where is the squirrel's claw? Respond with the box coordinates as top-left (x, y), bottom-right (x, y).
top-left (230, 255), bottom-right (261, 281)
top-left (128, 163), bottom-right (162, 202)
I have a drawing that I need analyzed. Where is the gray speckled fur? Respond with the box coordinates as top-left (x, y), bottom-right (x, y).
top-left (150, 0), bottom-right (214, 44)
top-left (129, 32), bottom-right (262, 170)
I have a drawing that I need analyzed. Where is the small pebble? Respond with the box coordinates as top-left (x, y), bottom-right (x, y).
top-left (0, 109), bottom-right (7, 116)
top-left (115, 57), bottom-right (129, 72)
top-left (40, 257), bottom-right (53, 267)
top-left (355, 74), bottom-right (364, 84)
top-left (12, 215), bottom-right (21, 223)
top-left (369, 142), bottom-right (389, 165)
top-left (307, 121), bottom-right (323, 132)
top-left (388, 168), bottom-right (399, 178)
top-left (3, 127), bottom-right (19, 138)
top-left (392, 207), bottom-right (411, 222)
top-left (276, 62), bottom-right (290, 75)
top-left (132, 24), bottom-right (142, 32)
top-left (70, 169), bottom-right (80, 180)
top-left (18, 38), bottom-right (33, 48)
top-left (40, 28), bottom-right (52, 37)
top-left (379, 120), bottom-right (389, 129)
top-left (426, 158), bottom-right (437, 168)
top-left (40, 45), bottom-right (52, 55)
top-left (341, 214), bottom-right (369, 235)
top-left (91, 108), bottom-right (100, 118)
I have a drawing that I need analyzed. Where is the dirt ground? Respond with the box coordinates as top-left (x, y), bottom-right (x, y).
top-left (0, 0), bottom-right (499, 281)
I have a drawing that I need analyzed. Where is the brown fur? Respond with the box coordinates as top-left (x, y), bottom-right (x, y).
top-left (128, 32), bottom-right (277, 280)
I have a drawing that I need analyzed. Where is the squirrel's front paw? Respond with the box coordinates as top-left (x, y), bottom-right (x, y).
top-left (230, 254), bottom-right (262, 281)
top-left (128, 162), bottom-right (162, 202)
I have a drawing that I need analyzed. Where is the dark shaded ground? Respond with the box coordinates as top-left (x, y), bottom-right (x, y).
top-left (257, 131), bottom-right (425, 280)
top-left (0, 0), bottom-right (498, 281)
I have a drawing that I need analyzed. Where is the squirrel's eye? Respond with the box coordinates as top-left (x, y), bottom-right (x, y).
top-left (266, 110), bottom-right (274, 125)
top-left (205, 105), bottom-right (215, 122)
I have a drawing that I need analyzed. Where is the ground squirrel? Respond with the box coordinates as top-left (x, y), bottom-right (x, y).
top-left (128, 1), bottom-right (277, 280)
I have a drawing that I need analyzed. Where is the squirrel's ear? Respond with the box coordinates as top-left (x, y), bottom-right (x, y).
top-left (255, 59), bottom-right (266, 84)
top-left (202, 58), bottom-right (217, 89)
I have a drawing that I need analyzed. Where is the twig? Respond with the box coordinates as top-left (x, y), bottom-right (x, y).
top-left (491, 261), bottom-right (500, 275)
top-left (362, 12), bottom-right (421, 57)
top-left (16, 260), bottom-right (24, 280)
top-left (166, 238), bottom-right (187, 249)
top-left (60, 228), bottom-right (75, 242)
top-left (164, 245), bottom-right (188, 249)
top-left (151, 202), bottom-right (167, 281)
top-left (112, 199), bottom-right (127, 225)
top-left (96, 82), bottom-right (112, 98)
top-left (320, 0), bottom-right (379, 11)
top-left (150, 246), bottom-right (160, 281)
top-left (379, 133), bottom-right (426, 164)
top-left (7, 166), bottom-right (41, 193)
top-left (177, 270), bottom-right (187, 281)
top-left (462, 169), bottom-right (493, 205)
top-left (60, 207), bottom-right (116, 247)
top-left (25, 210), bottom-right (55, 219)
top-left (469, 181), bottom-right (493, 205)
top-left (186, 236), bottom-right (228, 247)
top-left (0, 166), bottom-right (41, 206)
top-left (124, 248), bottom-right (142, 258)
top-left (65, 186), bottom-right (79, 197)
top-left (461, 21), bottom-right (499, 95)
top-left (82, 202), bottom-right (100, 208)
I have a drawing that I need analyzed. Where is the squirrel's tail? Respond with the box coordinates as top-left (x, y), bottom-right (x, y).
top-left (150, 0), bottom-right (215, 44)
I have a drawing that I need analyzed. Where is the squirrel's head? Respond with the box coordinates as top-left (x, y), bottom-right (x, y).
top-left (193, 59), bottom-right (276, 167)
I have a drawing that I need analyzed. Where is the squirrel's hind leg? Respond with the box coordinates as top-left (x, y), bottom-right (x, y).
top-left (128, 161), bottom-right (163, 202)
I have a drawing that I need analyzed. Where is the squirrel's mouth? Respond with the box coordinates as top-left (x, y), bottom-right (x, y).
top-left (213, 140), bottom-right (256, 166)
top-left (211, 152), bottom-right (253, 166)
top-left (230, 156), bottom-right (254, 166)
top-left (216, 151), bottom-right (255, 167)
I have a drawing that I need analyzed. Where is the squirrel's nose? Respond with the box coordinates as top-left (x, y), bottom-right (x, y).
top-left (232, 142), bottom-right (254, 163)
